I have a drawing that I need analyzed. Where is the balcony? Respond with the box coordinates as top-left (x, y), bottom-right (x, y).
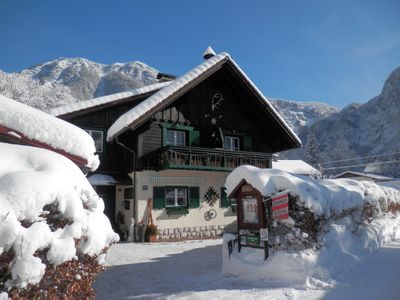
top-left (138, 146), bottom-right (271, 171)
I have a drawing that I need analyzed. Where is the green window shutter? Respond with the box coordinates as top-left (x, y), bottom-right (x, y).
top-left (243, 136), bottom-right (253, 151)
top-left (189, 187), bottom-right (200, 208)
top-left (189, 130), bottom-right (200, 147)
top-left (153, 187), bottom-right (165, 209)
top-left (221, 187), bottom-right (230, 208)
top-left (162, 127), bottom-right (168, 146)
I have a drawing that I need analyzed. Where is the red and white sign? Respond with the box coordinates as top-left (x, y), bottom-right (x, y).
top-left (271, 190), bottom-right (289, 220)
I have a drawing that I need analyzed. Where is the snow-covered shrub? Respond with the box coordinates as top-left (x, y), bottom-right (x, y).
top-left (223, 166), bottom-right (400, 282)
top-left (0, 143), bottom-right (119, 299)
top-left (267, 195), bottom-right (323, 251)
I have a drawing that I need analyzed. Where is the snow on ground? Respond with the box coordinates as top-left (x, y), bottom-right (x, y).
top-left (94, 237), bottom-right (400, 300)
top-left (93, 166), bottom-right (400, 299)
top-left (0, 94), bottom-right (99, 170)
top-left (0, 143), bottom-right (118, 292)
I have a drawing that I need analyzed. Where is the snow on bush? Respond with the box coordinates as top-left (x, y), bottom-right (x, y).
top-left (0, 143), bottom-right (119, 298)
top-left (223, 166), bottom-right (400, 284)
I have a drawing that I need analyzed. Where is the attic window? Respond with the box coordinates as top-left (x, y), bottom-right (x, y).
top-left (166, 130), bottom-right (186, 146)
top-left (224, 136), bottom-right (240, 151)
top-left (85, 129), bottom-right (104, 153)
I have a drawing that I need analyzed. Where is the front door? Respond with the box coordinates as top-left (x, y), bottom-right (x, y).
top-left (94, 185), bottom-right (116, 230)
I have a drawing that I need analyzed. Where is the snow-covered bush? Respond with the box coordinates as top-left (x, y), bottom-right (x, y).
top-left (223, 166), bottom-right (400, 283)
top-left (0, 143), bottom-right (119, 299)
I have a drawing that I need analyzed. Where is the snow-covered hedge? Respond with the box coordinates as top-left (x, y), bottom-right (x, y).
top-left (0, 143), bottom-right (119, 298)
top-left (223, 166), bottom-right (400, 283)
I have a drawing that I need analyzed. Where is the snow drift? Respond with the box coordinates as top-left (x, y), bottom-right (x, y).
top-left (0, 143), bottom-right (119, 298)
top-left (223, 165), bottom-right (400, 285)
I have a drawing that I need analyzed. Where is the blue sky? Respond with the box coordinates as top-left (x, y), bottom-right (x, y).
top-left (0, 0), bottom-right (399, 107)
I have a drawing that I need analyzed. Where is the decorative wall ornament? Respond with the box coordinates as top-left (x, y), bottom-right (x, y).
top-left (204, 209), bottom-right (217, 221)
top-left (204, 92), bottom-right (224, 146)
top-left (204, 186), bottom-right (220, 207)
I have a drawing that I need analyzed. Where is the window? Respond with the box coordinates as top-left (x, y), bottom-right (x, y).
top-left (165, 187), bottom-right (187, 207)
top-left (124, 188), bottom-right (134, 199)
top-left (224, 136), bottom-right (240, 151)
top-left (85, 129), bottom-right (104, 153)
top-left (166, 130), bottom-right (186, 146)
top-left (153, 186), bottom-right (199, 210)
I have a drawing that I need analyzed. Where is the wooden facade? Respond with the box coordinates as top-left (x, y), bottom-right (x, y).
top-left (53, 53), bottom-right (301, 240)
top-left (59, 63), bottom-right (300, 174)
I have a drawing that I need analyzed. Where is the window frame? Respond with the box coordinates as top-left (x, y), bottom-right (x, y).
top-left (166, 129), bottom-right (186, 146)
top-left (224, 135), bottom-right (240, 151)
top-left (85, 129), bottom-right (104, 153)
top-left (164, 186), bottom-right (188, 208)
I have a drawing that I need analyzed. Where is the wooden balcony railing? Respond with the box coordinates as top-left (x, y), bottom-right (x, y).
top-left (137, 146), bottom-right (271, 171)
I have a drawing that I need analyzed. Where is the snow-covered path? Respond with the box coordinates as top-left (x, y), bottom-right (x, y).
top-left (94, 239), bottom-right (400, 299)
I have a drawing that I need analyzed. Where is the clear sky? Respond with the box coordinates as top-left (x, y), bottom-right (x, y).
top-left (0, 0), bottom-right (399, 107)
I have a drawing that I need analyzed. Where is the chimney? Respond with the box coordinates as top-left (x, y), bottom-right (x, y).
top-left (203, 46), bottom-right (216, 60)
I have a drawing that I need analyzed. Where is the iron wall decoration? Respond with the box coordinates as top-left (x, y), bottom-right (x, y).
top-left (204, 186), bottom-right (219, 207)
top-left (204, 209), bottom-right (217, 221)
top-left (204, 92), bottom-right (224, 147)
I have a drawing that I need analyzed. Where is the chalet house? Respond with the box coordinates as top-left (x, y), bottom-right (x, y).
top-left (50, 49), bottom-right (301, 241)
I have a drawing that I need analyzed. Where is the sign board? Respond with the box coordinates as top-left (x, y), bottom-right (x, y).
top-left (233, 180), bottom-right (269, 260)
top-left (242, 197), bottom-right (259, 224)
top-left (260, 228), bottom-right (268, 241)
top-left (271, 191), bottom-right (289, 220)
top-left (241, 184), bottom-right (254, 193)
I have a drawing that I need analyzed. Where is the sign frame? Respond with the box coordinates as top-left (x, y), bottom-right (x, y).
top-left (233, 181), bottom-right (269, 260)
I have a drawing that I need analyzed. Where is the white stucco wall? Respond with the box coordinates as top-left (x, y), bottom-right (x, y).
top-left (133, 169), bottom-right (237, 231)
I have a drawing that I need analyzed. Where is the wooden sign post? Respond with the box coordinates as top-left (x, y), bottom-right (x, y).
top-left (229, 180), bottom-right (269, 260)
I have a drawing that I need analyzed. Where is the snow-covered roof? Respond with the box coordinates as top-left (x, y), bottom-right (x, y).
top-left (272, 160), bottom-right (320, 175)
top-left (226, 165), bottom-right (400, 218)
top-left (378, 180), bottom-right (400, 190)
top-left (334, 171), bottom-right (394, 182)
top-left (49, 82), bottom-right (170, 117)
top-left (0, 94), bottom-right (99, 170)
top-left (107, 52), bottom-right (301, 149)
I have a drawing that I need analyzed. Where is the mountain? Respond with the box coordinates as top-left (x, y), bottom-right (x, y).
top-left (304, 67), bottom-right (400, 176)
top-left (0, 57), bottom-right (338, 132)
top-left (1, 57), bottom-right (398, 176)
top-left (270, 99), bottom-right (339, 135)
top-left (0, 57), bottom-right (159, 111)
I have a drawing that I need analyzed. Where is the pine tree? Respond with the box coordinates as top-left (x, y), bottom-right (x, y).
top-left (304, 133), bottom-right (320, 168)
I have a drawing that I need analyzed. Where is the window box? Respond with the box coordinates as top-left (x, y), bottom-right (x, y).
top-left (166, 207), bottom-right (189, 215)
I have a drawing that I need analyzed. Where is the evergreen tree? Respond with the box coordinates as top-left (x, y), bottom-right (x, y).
top-left (304, 133), bottom-right (320, 168)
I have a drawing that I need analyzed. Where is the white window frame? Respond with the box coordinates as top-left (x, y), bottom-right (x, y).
top-left (85, 129), bottom-right (104, 153)
top-left (166, 130), bottom-right (186, 146)
top-left (224, 136), bottom-right (240, 151)
top-left (165, 187), bottom-right (188, 207)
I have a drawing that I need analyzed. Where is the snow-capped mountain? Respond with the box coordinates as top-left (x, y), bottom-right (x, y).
top-left (0, 57), bottom-right (338, 133)
top-left (1, 57), bottom-right (399, 176)
top-left (270, 99), bottom-right (339, 135)
top-left (304, 66), bottom-right (400, 176)
top-left (0, 57), bottom-right (158, 110)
